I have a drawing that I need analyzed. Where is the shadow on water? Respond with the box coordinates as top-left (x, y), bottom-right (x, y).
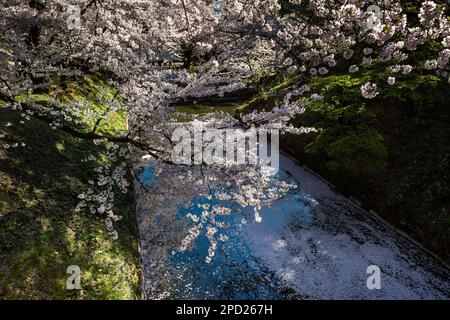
top-left (138, 164), bottom-right (314, 299)
top-left (138, 156), bottom-right (450, 300)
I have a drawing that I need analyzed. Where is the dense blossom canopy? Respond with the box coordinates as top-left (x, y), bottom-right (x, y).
top-left (1, 0), bottom-right (449, 259)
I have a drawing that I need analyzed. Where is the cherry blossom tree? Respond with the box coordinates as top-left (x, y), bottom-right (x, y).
top-left (0, 0), bottom-right (449, 260)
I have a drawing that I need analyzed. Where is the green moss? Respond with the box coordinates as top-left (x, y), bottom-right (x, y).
top-left (14, 75), bottom-right (127, 138)
top-left (325, 128), bottom-right (388, 178)
top-left (175, 102), bottom-right (241, 117)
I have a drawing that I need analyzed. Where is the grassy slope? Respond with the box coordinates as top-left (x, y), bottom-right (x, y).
top-left (0, 80), bottom-right (139, 299)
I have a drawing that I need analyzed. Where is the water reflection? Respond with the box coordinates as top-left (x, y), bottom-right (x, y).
top-left (137, 157), bottom-right (450, 299)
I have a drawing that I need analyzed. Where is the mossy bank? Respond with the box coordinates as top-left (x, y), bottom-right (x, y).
top-left (0, 78), bottom-right (140, 299)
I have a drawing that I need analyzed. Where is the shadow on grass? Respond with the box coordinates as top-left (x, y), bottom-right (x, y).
top-left (0, 109), bottom-right (139, 299)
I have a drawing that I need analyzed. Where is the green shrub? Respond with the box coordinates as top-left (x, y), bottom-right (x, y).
top-left (325, 128), bottom-right (388, 178)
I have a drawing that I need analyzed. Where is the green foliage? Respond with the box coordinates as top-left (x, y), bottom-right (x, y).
top-left (14, 75), bottom-right (127, 137)
top-left (383, 74), bottom-right (449, 108)
top-left (296, 73), bottom-right (386, 178)
top-left (310, 74), bottom-right (368, 102)
top-left (301, 66), bottom-right (450, 180)
top-left (325, 127), bottom-right (388, 178)
top-left (387, 138), bottom-right (450, 218)
top-left (255, 72), bottom-right (298, 93)
top-left (175, 102), bottom-right (242, 117)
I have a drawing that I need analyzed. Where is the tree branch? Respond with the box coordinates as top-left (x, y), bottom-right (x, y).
top-left (0, 90), bottom-right (164, 160)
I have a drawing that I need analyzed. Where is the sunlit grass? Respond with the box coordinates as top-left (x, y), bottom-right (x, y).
top-left (0, 82), bottom-right (139, 299)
